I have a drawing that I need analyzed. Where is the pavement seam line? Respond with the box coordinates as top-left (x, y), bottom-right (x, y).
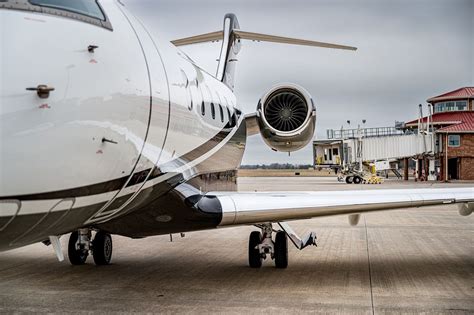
top-left (364, 216), bottom-right (375, 315)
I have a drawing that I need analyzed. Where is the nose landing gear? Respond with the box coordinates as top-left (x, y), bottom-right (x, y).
top-left (68, 229), bottom-right (113, 266)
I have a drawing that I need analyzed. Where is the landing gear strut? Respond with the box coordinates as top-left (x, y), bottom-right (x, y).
top-left (67, 229), bottom-right (113, 266)
top-left (248, 223), bottom-right (289, 269)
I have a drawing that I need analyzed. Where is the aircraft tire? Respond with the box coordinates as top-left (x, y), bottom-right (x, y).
top-left (92, 231), bottom-right (113, 265)
top-left (345, 176), bottom-right (353, 184)
top-left (274, 231), bottom-right (288, 269)
top-left (353, 176), bottom-right (362, 184)
top-left (248, 231), bottom-right (263, 268)
top-left (68, 231), bottom-right (88, 265)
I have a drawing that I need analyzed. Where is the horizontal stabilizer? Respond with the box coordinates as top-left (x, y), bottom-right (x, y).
top-left (171, 30), bottom-right (223, 46)
top-left (233, 30), bottom-right (357, 51)
top-left (171, 29), bottom-right (357, 51)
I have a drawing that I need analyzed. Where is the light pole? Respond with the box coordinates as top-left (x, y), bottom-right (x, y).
top-left (357, 120), bottom-right (367, 171)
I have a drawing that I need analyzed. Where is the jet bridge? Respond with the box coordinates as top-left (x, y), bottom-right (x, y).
top-left (313, 126), bottom-right (435, 179)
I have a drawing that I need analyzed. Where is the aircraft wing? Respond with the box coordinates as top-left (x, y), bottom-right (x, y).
top-left (198, 188), bottom-right (474, 226)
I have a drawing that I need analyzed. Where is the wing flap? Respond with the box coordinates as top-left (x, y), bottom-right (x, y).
top-left (202, 188), bottom-right (474, 226)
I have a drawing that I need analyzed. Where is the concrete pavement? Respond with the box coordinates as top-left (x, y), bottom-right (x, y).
top-left (0, 178), bottom-right (473, 314)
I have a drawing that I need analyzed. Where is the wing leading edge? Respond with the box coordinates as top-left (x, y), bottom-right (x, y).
top-left (196, 188), bottom-right (474, 226)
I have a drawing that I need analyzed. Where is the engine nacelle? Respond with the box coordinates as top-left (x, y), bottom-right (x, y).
top-left (256, 84), bottom-right (316, 152)
top-left (458, 203), bottom-right (473, 216)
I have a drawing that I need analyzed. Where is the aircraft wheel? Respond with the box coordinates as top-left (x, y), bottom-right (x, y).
top-left (92, 231), bottom-right (113, 265)
top-left (274, 231), bottom-right (288, 269)
top-left (353, 176), bottom-right (362, 184)
top-left (345, 176), bottom-right (353, 184)
top-left (68, 231), bottom-right (88, 265)
top-left (248, 231), bottom-right (263, 268)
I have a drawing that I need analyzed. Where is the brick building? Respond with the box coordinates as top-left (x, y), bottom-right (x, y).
top-left (404, 87), bottom-right (474, 180)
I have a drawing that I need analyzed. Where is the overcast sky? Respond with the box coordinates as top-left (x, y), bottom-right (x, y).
top-left (124, 0), bottom-right (473, 164)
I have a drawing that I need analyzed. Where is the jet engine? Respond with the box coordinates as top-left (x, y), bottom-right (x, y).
top-left (256, 84), bottom-right (316, 152)
top-left (458, 203), bottom-right (473, 216)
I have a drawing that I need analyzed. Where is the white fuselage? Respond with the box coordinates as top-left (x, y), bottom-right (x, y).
top-left (0, 1), bottom-right (246, 248)
top-left (1, 0), bottom-right (239, 204)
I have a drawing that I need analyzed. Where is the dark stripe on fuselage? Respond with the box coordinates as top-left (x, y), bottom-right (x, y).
top-left (0, 175), bottom-right (130, 201)
top-left (160, 127), bottom-right (233, 170)
top-left (0, 122), bottom-right (244, 251)
top-left (0, 168), bottom-right (164, 201)
top-left (0, 126), bottom-right (234, 202)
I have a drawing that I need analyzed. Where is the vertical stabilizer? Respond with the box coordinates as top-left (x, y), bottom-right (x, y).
top-left (215, 14), bottom-right (241, 90)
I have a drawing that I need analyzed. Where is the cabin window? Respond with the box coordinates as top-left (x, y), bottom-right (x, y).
top-left (235, 108), bottom-right (242, 119)
top-left (448, 135), bottom-right (460, 147)
top-left (29, 0), bottom-right (105, 20)
top-left (201, 101), bottom-right (205, 116)
top-left (211, 103), bottom-right (216, 120)
top-left (219, 104), bottom-right (224, 123)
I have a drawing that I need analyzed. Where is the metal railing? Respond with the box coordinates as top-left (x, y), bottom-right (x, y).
top-left (327, 127), bottom-right (410, 139)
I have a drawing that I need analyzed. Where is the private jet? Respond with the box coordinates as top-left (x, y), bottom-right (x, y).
top-left (1, 0), bottom-right (472, 268)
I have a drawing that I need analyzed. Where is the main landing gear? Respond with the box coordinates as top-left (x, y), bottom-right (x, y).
top-left (68, 228), bottom-right (113, 265)
top-left (248, 223), bottom-right (317, 268)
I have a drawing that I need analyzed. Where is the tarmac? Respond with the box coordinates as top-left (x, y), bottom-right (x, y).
top-left (0, 177), bottom-right (473, 314)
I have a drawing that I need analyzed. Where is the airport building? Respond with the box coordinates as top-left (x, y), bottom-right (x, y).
top-left (403, 87), bottom-right (474, 180)
top-left (313, 87), bottom-right (474, 181)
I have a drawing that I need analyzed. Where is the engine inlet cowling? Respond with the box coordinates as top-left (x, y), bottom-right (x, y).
top-left (264, 89), bottom-right (308, 132)
top-left (257, 84), bottom-right (316, 152)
